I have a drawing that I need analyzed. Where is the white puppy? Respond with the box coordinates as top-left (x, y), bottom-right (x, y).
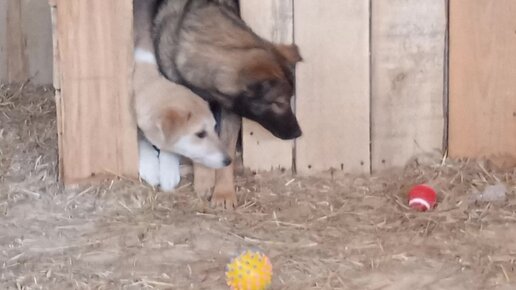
top-left (134, 48), bottom-right (230, 192)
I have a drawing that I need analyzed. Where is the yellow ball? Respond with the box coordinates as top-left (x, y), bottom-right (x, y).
top-left (225, 250), bottom-right (272, 290)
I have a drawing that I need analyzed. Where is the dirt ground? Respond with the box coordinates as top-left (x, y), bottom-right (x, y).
top-left (1, 84), bottom-right (516, 290)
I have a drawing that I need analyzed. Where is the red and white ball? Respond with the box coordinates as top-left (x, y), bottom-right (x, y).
top-left (408, 184), bottom-right (437, 211)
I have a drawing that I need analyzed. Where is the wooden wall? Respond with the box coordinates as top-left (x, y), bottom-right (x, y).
top-left (53, 0), bottom-right (138, 183)
top-left (449, 0), bottom-right (516, 166)
top-left (295, 0), bottom-right (371, 175)
top-left (240, 0), bottom-right (295, 172)
top-left (0, 0), bottom-right (7, 80)
top-left (241, 0), bottom-right (448, 174)
top-left (43, 0), bottom-right (515, 183)
top-left (371, 0), bottom-right (446, 172)
top-left (0, 0), bottom-right (52, 84)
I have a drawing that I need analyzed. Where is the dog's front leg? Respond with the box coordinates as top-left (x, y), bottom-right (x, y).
top-left (159, 151), bottom-right (181, 192)
top-left (138, 134), bottom-right (160, 188)
top-left (212, 109), bottom-right (241, 209)
top-left (193, 163), bottom-right (215, 198)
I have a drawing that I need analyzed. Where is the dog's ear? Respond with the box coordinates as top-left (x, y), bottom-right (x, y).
top-left (156, 108), bottom-right (188, 141)
top-left (213, 0), bottom-right (240, 15)
top-left (240, 57), bottom-right (283, 87)
top-left (275, 44), bottom-right (302, 65)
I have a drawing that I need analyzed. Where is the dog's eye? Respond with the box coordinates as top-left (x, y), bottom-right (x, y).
top-left (273, 101), bottom-right (289, 109)
top-left (196, 130), bottom-right (207, 138)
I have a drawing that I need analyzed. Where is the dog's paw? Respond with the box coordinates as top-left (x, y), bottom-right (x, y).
top-left (138, 137), bottom-right (160, 187)
top-left (160, 173), bottom-right (180, 192)
top-left (159, 151), bottom-right (181, 192)
top-left (211, 185), bottom-right (237, 209)
top-left (193, 164), bottom-right (215, 198)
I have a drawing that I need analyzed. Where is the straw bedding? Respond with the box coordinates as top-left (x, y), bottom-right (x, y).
top-left (1, 84), bottom-right (515, 289)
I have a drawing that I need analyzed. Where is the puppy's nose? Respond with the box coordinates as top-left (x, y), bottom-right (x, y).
top-left (291, 127), bottom-right (302, 138)
top-left (223, 156), bottom-right (232, 166)
top-left (285, 126), bottom-right (302, 139)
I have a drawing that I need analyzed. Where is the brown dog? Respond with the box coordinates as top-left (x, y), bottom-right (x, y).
top-left (138, 0), bottom-right (302, 208)
top-left (133, 1), bottom-right (231, 192)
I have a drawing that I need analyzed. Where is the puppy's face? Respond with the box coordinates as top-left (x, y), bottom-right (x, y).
top-left (231, 44), bottom-right (303, 140)
top-left (156, 109), bottom-right (231, 169)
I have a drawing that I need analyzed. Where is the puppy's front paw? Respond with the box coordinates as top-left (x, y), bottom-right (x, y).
top-left (211, 185), bottom-right (237, 209)
top-left (139, 138), bottom-right (160, 187)
top-left (160, 172), bottom-right (180, 192)
top-left (159, 151), bottom-right (181, 192)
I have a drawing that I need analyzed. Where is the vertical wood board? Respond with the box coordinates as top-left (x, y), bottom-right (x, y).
top-left (56, 0), bottom-right (137, 184)
top-left (294, 0), bottom-right (370, 174)
top-left (6, 0), bottom-right (28, 82)
top-left (449, 0), bottom-right (516, 162)
top-left (0, 0), bottom-right (7, 80)
top-left (371, 0), bottom-right (446, 171)
top-left (21, 0), bottom-right (53, 84)
top-left (0, 0), bottom-right (52, 84)
top-left (241, 0), bottom-right (294, 171)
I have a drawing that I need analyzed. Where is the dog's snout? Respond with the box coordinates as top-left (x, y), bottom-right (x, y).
top-left (291, 127), bottom-right (302, 139)
top-left (223, 156), bottom-right (232, 166)
top-left (281, 124), bottom-right (302, 140)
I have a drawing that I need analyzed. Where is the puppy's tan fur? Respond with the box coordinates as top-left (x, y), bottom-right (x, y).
top-left (134, 4), bottom-right (229, 172)
top-left (134, 59), bottom-right (203, 150)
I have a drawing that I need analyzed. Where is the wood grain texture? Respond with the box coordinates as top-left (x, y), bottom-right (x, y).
top-left (294, 0), bottom-right (370, 175)
top-left (240, 0), bottom-right (294, 171)
top-left (371, 0), bottom-right (446, 171)
top-left (55, 0), bottom-right (138, 184)
top-left (6, 0), bottom-right (28, 82)
top-left (50, 4), bottom-right (63, 180)
top-left (449, 0), bottom-right (516, 162)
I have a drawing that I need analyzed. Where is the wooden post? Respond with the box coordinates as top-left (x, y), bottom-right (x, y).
top-left (371, 0), bottom-right (446, 171)
top-left (449, 0), bottom-right (516, 166)
top-left (294, 0), bottom-right (371, 175)
top-left (240, 0), bottom-right (295, 172)
top-left (53, 0), bottom-right (138, 184)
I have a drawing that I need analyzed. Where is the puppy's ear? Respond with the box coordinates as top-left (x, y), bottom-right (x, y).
top-left (275, 44), bottom-right (302, 65)
top-left (240, 57), bottom-right (283, 86)
top-left (156, 109), bottom-right (187, 141)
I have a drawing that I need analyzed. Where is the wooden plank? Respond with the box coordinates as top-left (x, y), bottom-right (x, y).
top-left (6, 0), bottom-right (28, 82)
top-left (0, 0), bottom-right (7, 81)
top-left (21, 0), bottom-right (53, 84)
top-left (240, 0), bottom-right (294, 172)
top-left (449, 0), bottom-right (516, 164)
top-left (294, 0), bottom-right (370, 174)
top-left (371, 0), bottom-right (446, 171)
top-left (56, 0), bottom-right (138, 184)
top-left (49, 2), bottom-right (63, 181)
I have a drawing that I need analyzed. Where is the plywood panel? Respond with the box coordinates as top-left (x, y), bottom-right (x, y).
top-left (371, 0), bottom-right (446, 171)
top-left (449, 0), bottom-right (516, 162)
top-left (21, 0), bottom-right (53, 84)
top-left (295, 0), bottom-right (370, 174)
top-left (56, 0), bottom-right (137, 184)
top-left (240, 0), bottom-right (294, 171)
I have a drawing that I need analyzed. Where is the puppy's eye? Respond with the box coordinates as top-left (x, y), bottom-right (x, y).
top-left (196, 130), bottom-right (207, 138)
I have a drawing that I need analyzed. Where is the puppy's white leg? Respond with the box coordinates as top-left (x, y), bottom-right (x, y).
top-left (138, 136), bottom-right (160, 187)
top-left (159, 151), bottom-right (181, 192)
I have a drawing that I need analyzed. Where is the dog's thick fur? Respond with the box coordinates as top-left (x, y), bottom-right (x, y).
top-left (137, 0), bottom-right (303, 208)
top-left (133, 4), bottom-right (230, 191)
top-left (153, 0), bottom-right (302, 139)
